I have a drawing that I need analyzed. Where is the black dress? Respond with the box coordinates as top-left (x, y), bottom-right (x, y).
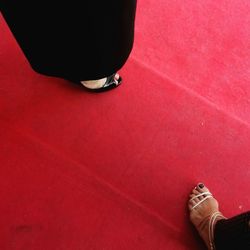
top-left (0, 1), bottom-right (137, 81)
top-left (214, 211), bottom-right (250, 250)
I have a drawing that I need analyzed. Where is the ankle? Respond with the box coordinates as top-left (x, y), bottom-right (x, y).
top-left (208, 213), bottom-right (226, 250)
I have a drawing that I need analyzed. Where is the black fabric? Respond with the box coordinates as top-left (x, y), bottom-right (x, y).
top-left (0, 1), bottom-right (137, 81)
top-left (214, 211), bottom-right (250, 250)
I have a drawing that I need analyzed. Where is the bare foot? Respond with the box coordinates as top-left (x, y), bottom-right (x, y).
top-left (80, 73), bottom-right (120, 89)
top-left (188, 183), bottom-right (226, 249)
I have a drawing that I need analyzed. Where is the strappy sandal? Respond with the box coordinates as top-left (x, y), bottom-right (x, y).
top-left (71, 73), bottom-right (122, 93)
top-left (190, 191), bottom-right (227, 250)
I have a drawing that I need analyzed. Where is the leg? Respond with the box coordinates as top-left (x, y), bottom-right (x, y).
top-left (214, 211), bottom-right (250, 249)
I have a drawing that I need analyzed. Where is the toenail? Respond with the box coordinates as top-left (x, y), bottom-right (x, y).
top-left (198, 183), bottom-right (204, 189)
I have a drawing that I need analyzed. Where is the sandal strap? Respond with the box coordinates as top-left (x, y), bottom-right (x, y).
top-left (103, 73), bottom-right (120, 88)
top-left (191, 195), bottom-right (213, 210)
top-left (190, 191), bottom-right (212, 202)
top-left (208, 212), bottom-right (227, 250)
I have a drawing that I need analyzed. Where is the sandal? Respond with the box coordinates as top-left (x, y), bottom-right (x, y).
top-left (189, 190), bottom-right (227, 250)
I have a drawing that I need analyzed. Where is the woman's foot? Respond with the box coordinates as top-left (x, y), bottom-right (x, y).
top-left (188, 183), bottom-right (226, 249)
top-left (80, 73), bottom-right (120, 90)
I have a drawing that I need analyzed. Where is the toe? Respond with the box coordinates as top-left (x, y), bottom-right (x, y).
top-left (188, 202), bottom-right (194, 211)
top-left (115, 73), bottom-right (120, 80)
top-left (192, 188), bottom-right (200, 195)
top-left (196, 183), bottom-right (210, 194)
top-left (195, 183), bottom-right (212, 201)
top-left (189, 193), bottom-right (200, 204)
top-left (192, 189), bottom-right (204, 200)
top-left (114, 73), bottom-right (120, 85)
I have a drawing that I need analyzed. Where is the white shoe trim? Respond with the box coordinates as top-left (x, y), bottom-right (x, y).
top-left (190, 191), bottom-right (212, 202)
top-left (208, 212), bottom-right (227, 250)
top-left (191, 195), bottom-right (213, 210)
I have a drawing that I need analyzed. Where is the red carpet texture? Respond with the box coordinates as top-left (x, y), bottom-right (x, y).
top-left (1, 0), bottom-right (250, 249)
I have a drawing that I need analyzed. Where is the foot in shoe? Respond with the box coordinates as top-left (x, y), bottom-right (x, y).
top-left (188, 183), bottom-right (226, 249)
top-left (80, 73), bottom-right (120, 89)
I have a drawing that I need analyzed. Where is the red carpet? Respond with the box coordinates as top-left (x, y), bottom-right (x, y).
top-left (1, 1), bottom-right (250, 249)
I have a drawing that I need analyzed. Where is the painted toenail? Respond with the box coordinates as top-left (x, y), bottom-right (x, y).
top-left (198, 183), bottom-right (204, 189)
